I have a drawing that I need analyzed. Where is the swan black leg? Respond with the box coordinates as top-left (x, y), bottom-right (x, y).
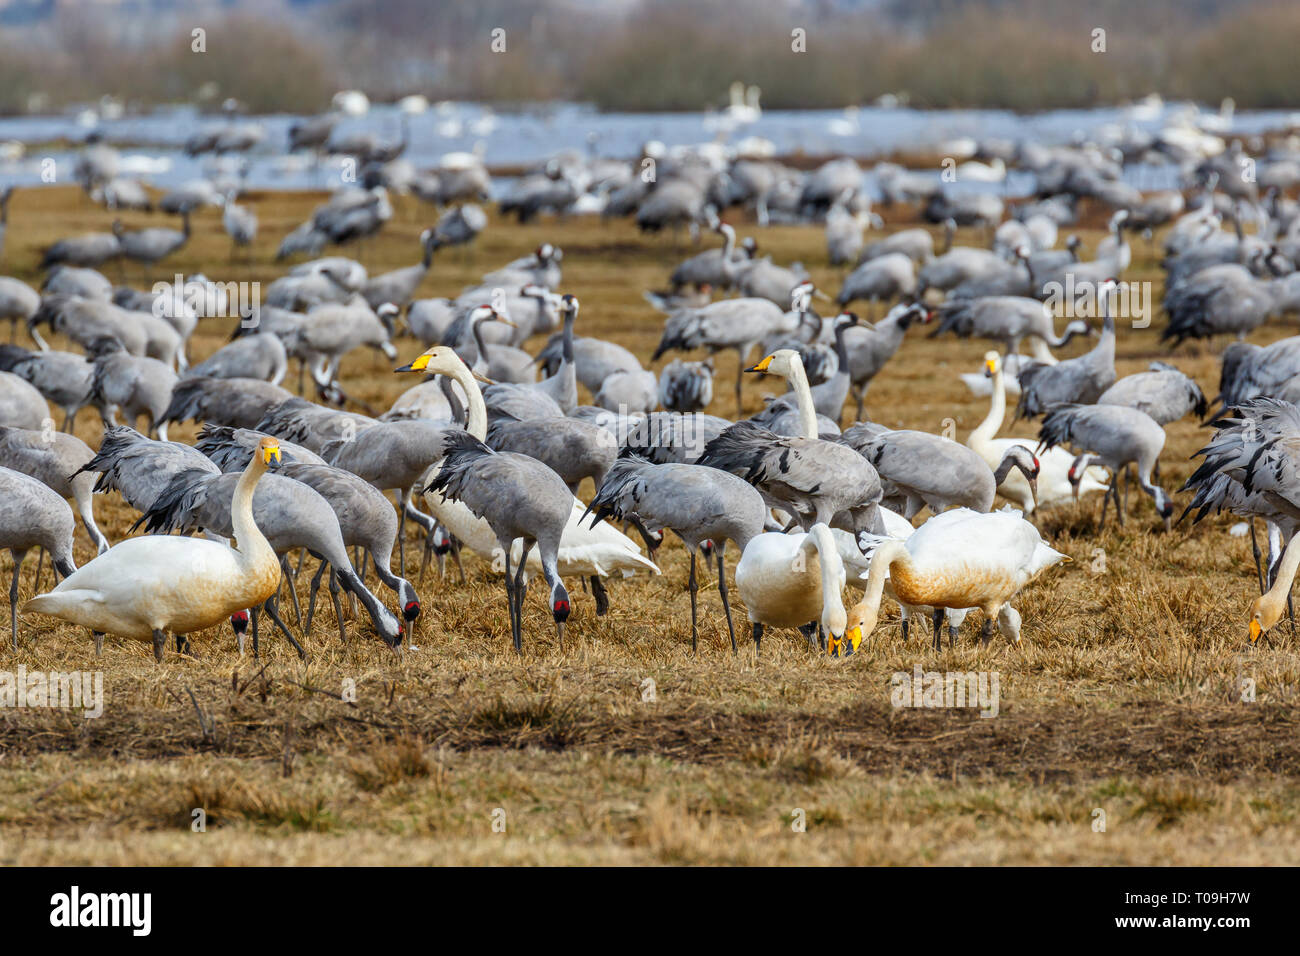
top-left (94, 632), bottom-right (104, 657)
top-left (752, 622), bottom-right (763, 652)
top-left (590, 575), bottom-right (609, 616)
top-left (152, 628), bottom-right (166, 662)
top-left (932, 607), bottom-right (944, 652)
top-left (980, 617), bottom-right (994, 646)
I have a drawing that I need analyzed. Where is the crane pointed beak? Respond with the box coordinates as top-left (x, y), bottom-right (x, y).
top-left (472, 369), bottom-right (495, 385)
top-left (1029, 477), bottom-right (1039, 510)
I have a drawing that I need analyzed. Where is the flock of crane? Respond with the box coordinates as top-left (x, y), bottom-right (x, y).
top-left (3, 98), bottom-right (1300, 660)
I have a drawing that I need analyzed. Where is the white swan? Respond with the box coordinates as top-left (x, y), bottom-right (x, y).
top-left (850, 507), bottom-right (1067, 649)
top-left (833, 510), bottom-right (970, 645)
top-left (25, 436), bottom-right (283, 660)
top-left (396, 347), bottom-right (659, 582)
top-left (736, 523), bottom-right (851, 655)
top-left (967, 350), bottom-right (1107, 512)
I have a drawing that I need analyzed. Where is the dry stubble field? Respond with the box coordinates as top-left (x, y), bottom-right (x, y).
top-left (0, 185), bottom-right (1297, 866)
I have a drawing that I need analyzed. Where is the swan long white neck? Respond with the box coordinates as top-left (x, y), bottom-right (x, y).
top-left (230, 453), bottom-right (275, 570)
top-left (1260, 534), bottom-right (1300, 627)
top-left (806, 525), bottom-right (846, 631)
top-left (853, 539), bottom-right (908, 633)
top-left (785, 355), bottom-right (819, 440)
top-left (970, 363), bottom-right (1005, 447)
top-left (446, 361), bottom-right (487, 440)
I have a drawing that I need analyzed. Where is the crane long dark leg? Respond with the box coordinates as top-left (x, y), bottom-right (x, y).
top-left (328, 569), bottom-right (347, 643)
top-left (1250, 519), bottom-right (1266, 594)
top-left (901, 611), bottom-right (909, 644)
top-left (509, 546), bottom-right (525, 650)
top-left (33, 547), bottom-right (44, 594)
top-left (304, 560), bottom-right (328, 633)
top-left (932, 607), bottom-right (943, 652)
top-left (396, 492), bottom-right (407, 577)
top-left (280, 555), bottom-right (301, 625)
top-left (263, 594), bottom-right (306, 659)
top-left (9, 548), bottom-right (24, 651)
top-left (251, 607), bottom-right (260, 659)
top-left (688, 550), bottom-right (699, 652)
top-left (716, 550), bottom-right (737, 653)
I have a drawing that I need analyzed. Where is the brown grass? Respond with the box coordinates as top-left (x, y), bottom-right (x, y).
top-left (0, 185), bottom-right (1298, 865)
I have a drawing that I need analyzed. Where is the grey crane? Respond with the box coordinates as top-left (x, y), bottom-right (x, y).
top-left (222, 192), bottom-right (258, 262)
top-left (652, 295), bottom-right (791, 414)
top-left (113, 211), bottom-right (191, 271)
top-left (487, 412), bottom-right (615, 495)
top-left (88, 337), bottom-right (178, 439)
top-left (1015, 280), bottom-right (1119, 419)
top-left (857, 228), bottom-right (934, 266)
top-left (40, 266), bottom-right (113, 301)
top-left (837, 424), bottom-right (1037, 518)
top-left (698, 419), bottom-right (885, 534)
top-left (182, 332), bottom-right (287, 386)
top-left (1037, 404), bottom-right (1174, 529)
top-left (425, 430), bottom-right (574, 652)
top-left (534, 332), bottom-right (641, 392)
top-left (482, 295), bottom-right (581, 415)
top-left (668, 222), bottom-right (745, 291)
top-left (29, 294), bottom-right (145, 357)
top-left (1211, 336), bottom-right (1300, 418)
top-left (621, 411), bottom-right (731, 465)
top-left (0, 344), bottom-right (97, 431)
top-left (841, 302), bottom-right (930, 421)
top-left (1181, 398), bottom-right (1300, 612)
top-left (446, 305), bottom-right (534, 383)
top-left (1097, 362), bottom-right (1207, 425)
top-left (658, 358), bottom-right (714, 413)
top-left (139, 465), bottom-right (401, 654)
top-left (0, 425), bottom-right (110, 555)
top-left (737, 258), bottom-right (814, 307)
top-left (931, 295), bottom-right (1092, 358)
top-left (826, 189), bottom-right (873, 266)
top-left (196, 425), bottom-right (420, 639)
top-left (0, 371), bottom-right (49, 430)
top-left (40, 231), bottom-right (122, 270)
top-left (584, 454), bottom-right (767, 651)
top-left (431, 204), bottom-right (488, 250)
top-left (298, 299), bottom-right (398, 403)
top-left (917, 233), bottom-right (1010, 293)
top-left (949, 246), bottom-right (1033, 299)
top-left (837, 253), bottom-right (917, 312)
top-left (592, 369), bottom-right (657, 415)
top-left (0, 278), bottom-right (39, 344)
top-left (361, 230), bottom-right (437, 312)
top-left (0, 465), bottom-right (77, 648)
top-left (162, 376), bottom-right (295, 431)
top-left (1161, 262), bottom-right (1288, 345)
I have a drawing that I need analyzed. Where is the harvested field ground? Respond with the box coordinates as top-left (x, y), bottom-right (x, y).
top-left (0, 186), bottom-right (1297, 865)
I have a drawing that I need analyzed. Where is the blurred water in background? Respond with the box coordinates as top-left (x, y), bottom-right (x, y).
top-left (0, 101), bottom-right (1295, 197)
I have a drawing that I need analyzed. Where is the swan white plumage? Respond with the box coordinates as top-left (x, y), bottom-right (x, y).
top-left (396, 347), bottom-right (659, 582)
top-left (967, 350), bottom-right (1107, 512)
top-left (833, 510), bottom-right (970, 645)
top-left (850, 507), bottom-right (1067, 649)
top-left (736, 523), bottom-right (851, 655)
top-left (24, 436), bottom-right (283, 660)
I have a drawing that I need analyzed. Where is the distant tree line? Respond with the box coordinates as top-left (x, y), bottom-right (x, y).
top-left (0, 0), bottom-right (1295, 116)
